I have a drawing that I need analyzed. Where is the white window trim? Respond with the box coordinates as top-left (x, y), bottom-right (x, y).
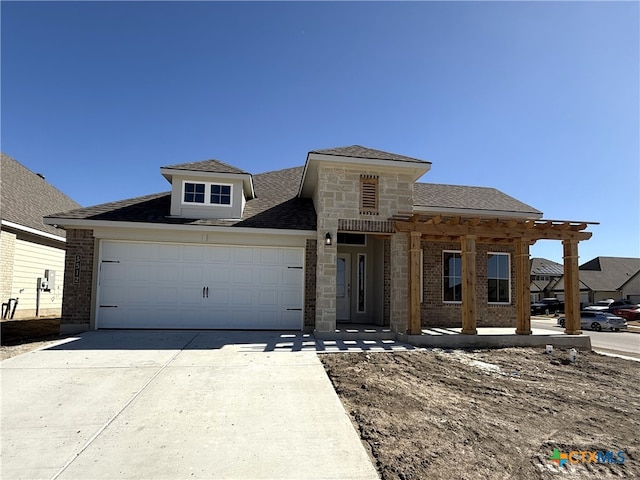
top-left (487, 252), bottom-right (511, 305)
top-left (182, 181), bottom-right (234, 207)
top-left (442, 250), bottom-right (462, 304)
top-left (357, 253), bottom-right (366, 313)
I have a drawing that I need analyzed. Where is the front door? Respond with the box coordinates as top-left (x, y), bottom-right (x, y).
top-left (336, 253), bottom-right (351, 321)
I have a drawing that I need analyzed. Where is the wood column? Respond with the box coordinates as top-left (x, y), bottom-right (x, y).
top-left (461, 235), bottom-right (477, 335)
top-left (563, 239), bottom-right (581, 335)
top-left (515, 239), bottom-right (532, 335)
top-left (408, 231), bottom-right (422, 335)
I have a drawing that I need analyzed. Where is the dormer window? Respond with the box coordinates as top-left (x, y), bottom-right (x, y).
top-left (184, 183), bottom-right (205, 203)
top-left (183, 181), bottom-right (233, 207)
top-left (211, 184), bottom-right (231, 205)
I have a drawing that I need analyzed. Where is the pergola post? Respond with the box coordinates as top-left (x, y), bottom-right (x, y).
top-left (563, 239), bottom-right (582, 335)
top-left (408, 231), bottom-right (422, 335)
top-left (515, 239), bottom-right (532, 335)
top-left (461, 235), bottom-right (477, 335)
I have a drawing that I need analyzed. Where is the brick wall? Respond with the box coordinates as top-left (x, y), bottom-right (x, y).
top-left (60, 229), bottom-right (95, 333)
top-left (421, 241), bottom-right (517, 328)
top-left (304, 239), bottom-right (317, 329)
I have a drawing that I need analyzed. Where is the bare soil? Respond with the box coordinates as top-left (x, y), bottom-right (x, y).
top-left (321, 348), bottom-right (639, 480)
top-left (0, 317), bottom-right (65, 360)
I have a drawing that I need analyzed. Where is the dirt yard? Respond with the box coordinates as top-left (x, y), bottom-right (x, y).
top-left (3, 319), bottom-right (639, 479)
top-left (321, 348), bottom-right (639, 480)
top-left (0, 317), bottom-right (65, 360)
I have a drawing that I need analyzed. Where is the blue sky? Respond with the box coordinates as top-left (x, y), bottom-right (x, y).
top-left (2, 1), bottom-right (638, 264)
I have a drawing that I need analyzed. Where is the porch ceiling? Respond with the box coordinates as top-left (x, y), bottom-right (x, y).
top-left (390, 213), bottom-right (597, 243)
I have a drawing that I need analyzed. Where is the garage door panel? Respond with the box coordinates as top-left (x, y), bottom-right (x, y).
top-left (98, 241), bottom-right (303, 330)
top-left (232, 268), bottom-right (253, 284)
top-left (283, 268), bottom-right (302, 285)
top-left (158, 265), bottom-right (180, 283)
top-left (209, 267), bottom-right (230, 283)
top-left (259, 267), bottom-right (280, 284)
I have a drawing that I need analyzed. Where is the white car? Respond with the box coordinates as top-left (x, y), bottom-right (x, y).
top-left (583, 299), bottom-right (615, 311)
top-left (557, 311), bottom-right (628, 332)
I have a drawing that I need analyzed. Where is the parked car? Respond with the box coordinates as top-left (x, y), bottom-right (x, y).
top-left (611, 305), bottom-right (640, 322)
top-left (531, 298), bottom-right (564, 315)
top-left (583, 299), bottom-right (615, 311)
top-left (606, 299), bottom-right (637, 314)
top-left (557, 311), bottom-right (628, 331)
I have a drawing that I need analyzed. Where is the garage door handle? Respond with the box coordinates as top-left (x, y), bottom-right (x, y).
top-left (203, 286), bottom-right (206, 298)
top-left (287, 266), bottom-right (303, 269)
top-left (206, 287), bottom-right (209, 298)
top-left (287, 308), bottom-right (302, 311)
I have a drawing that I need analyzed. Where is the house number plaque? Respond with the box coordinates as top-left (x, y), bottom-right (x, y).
top-left (74, 255), bottom-right (81, 284)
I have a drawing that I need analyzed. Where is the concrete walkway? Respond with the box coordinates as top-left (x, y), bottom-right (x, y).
top-left (1, 331), bottom-right (380, 480)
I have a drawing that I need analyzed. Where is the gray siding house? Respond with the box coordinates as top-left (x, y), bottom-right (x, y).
top-left (1, 154), bottom-right (81, 318)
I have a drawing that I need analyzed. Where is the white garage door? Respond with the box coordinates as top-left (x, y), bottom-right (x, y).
top-left (97, 241), bottom-right (304, 330)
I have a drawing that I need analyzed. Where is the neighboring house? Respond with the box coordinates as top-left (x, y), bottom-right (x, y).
top-left (529, 257), bottom-right (564, 302)
top-left (551, 257), bottom-right (640, 305)
top-left (0, 154), bottom-right (81, 319)
top-left (45, 145), bottom-right (593, 335)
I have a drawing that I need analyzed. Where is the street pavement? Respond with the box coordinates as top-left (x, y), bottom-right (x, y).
top-left (531, 317), bottom-right (640, 359)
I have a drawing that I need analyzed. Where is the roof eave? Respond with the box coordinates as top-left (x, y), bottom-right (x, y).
top-left (299, 152), bottom-right (432, 198)
top-left (412, 205), bottom-right (543, 219)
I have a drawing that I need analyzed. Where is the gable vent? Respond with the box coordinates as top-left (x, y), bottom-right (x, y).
top-left (360, 175), bottom-right (379, 215)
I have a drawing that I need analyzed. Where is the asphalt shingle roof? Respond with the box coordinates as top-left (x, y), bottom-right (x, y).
top-left (578, 257), bottom-right (640, 291)
top-left (310, 145), bottom-right (430, 164)
top-left (162, 159), bottom-right (249, 175)
top-left (1, 153), bottom-right (81, 238)
top-left (414, 183), bottom-right (542, 216)
top-left (47, 166), bottom-right (316, 230)
top-left (530, 258), bottom-right (564, 276)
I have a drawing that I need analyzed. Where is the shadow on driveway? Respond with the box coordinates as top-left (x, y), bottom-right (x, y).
top-left (46, 329), bottom-right (419, 353)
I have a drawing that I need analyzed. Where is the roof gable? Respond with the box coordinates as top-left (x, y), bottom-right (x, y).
top-left (1, 153), bottom-right (81, 238)
top-left (309, 145), bottom-right (430, 165)
top-left (162, 159), bottom-right (249, 174)
top-left (578, 257), bottom-right (640, 291)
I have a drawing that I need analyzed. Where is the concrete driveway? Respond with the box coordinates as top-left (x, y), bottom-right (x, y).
top-left (1, 331), bottom-right (380, 480)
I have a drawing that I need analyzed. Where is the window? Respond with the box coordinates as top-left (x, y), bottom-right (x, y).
top-left (184, 182), bottom-right (205, 203)
top-left (360, 175), bottom-right (378, 214)
top-left (337, 233), bottom-right (366, 245)
top-left (443, 251), bottom-right (462, 302)
top-left (488, 253), bottom-right (510, 303)
top-left (182, 181), bottom-right (233, 206)
top-left (211, 184), bottom-right (231, 205)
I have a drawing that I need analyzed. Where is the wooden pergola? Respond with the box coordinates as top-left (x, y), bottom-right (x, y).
top-left (391, 213), bottom-right (596, 336)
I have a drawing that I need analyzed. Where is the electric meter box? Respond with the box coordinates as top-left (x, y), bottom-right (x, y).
top-left (44, 270), bottom-right (56, 290)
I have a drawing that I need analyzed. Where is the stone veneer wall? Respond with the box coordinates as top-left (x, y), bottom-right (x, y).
top-left (421, 241), bottom-right (517, 327)
top-left (0, 230), bottom-right (16, 303)
top-left (60, 229), bottom-right (95, 333)
top-left (304, 239), bottom-right (317, 330)
top-left (389, 233), bottom-right (409, 332)
top-left (314, 165), bottom-right (415, 332)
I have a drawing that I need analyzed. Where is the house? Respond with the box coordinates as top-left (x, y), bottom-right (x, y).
top-left (0, 153), bottom-right (81, 319)
top-left (551, 256), bottom-right (640, 305)
top-left (530, 257), bottom-right (564, 302)
top-left (44, 145), bottom-right (593, 336)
